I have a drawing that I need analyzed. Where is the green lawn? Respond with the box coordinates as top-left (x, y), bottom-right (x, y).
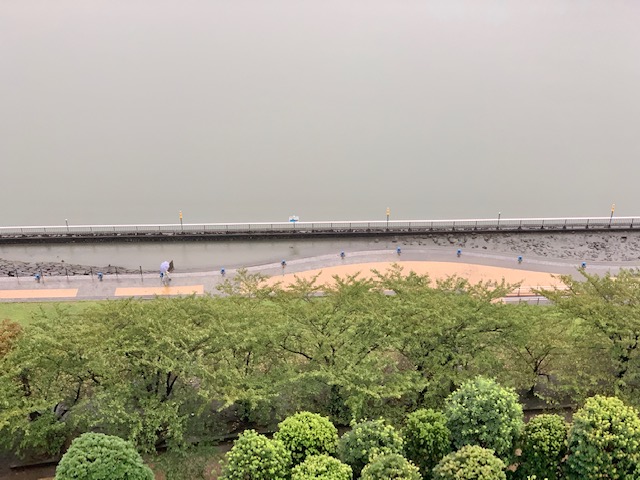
top-left (0, 301), bottom-right (105, 326)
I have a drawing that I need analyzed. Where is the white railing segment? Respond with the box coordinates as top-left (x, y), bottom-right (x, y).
top-left (0, 216), bottom-right (637, 237)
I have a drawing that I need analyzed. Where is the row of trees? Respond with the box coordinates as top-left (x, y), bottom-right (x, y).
top-left (52, 378), bottom-right (640, 479)
top-left (1, 266), bottom-right (639, 460)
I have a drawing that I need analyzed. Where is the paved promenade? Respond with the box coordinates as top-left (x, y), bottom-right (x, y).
top-left (0, 246), bottom-right (635, 302)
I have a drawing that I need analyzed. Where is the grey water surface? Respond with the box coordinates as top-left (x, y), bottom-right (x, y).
top-left (1, 0), bottom-right (639, 229)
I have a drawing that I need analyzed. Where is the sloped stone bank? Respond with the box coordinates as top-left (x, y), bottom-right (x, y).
top-left (0, 258), bottom-right (145, 277)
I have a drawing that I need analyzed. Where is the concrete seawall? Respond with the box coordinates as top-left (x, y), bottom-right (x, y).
top-left (1, 216), bottom-right (638, 244)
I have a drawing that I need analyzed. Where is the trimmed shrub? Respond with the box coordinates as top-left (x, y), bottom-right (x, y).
top-left (403, 409), bottom-right (451, 479)
top-left (220, 429), bottom-right (291, 480)
top-left (361, 453), bottom-right (422, 480)
top-left (565, 395), bottom-right (640, 479)
top-left (517, 414), bottom-right (567, 480)
top-left (337, 418), bottom-right (404, 477)
top-left (291, 454), bottom-right (353, 480)
top-left (274, 411), bottom-right (339, 465)
top-left (55, 432), bottom-right (154, 480)
top-left (432, 445), bottom-right (506, 480)
top-left (444, 376), bottom-right (523, 461)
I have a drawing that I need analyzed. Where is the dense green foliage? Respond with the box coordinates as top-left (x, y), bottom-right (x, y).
top-left (3, 266), bottom-right (640, 471)
top-left (360, 453), bottom-right (422, 480)
top-left (541, 269), bottom-right (640, 403)
top-left (291, 454), bottom-right (353, 480)
top-left (274, 412), bottom-right (339, 465)
top-left (565, 395), bottom-right (640, 479)
top-left (219, 429), bottom-right (291, 480)
top-left (337, 418), bottom-right (404, 477)
top-left (403, 409), bottom-right (451, 479)
top-left (517, 414), bottom-right (567, 480)
top-left (432, 445), bottom-right (506, 480)
top-left (444, 376), bottom-right (523, 462)
top-left (54, 432), bottom-right (154, 480)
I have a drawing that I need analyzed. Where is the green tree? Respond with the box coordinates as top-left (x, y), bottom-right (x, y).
top-left (219, 429), bottom-right (291, 480)
top-left (0, 298), bottom-right (235, 454)
top-left (375, 265), bottom-right (514, 408)
top-left (291, 454), bottom-right (353, 480)
top-left (361, 453), bottom-right (422, 479)
top-left (565, 395), bottom-right (640, 479)
top-left (272, 274), bottom-right (416, 422)
top-left (274, 411), bottom-right (339, 465)
top-left (541, 269), bottom-right (640, 403)
top-left (432, 445), bottom-right (506, 480)
top-left (403, 409), bottom-right (451, 479)
top-left (444, 376), bottom-right (523, 462)
top-left (55, 432), bottom-right (153, 480)
top-left (517, 414), bottom-right (567, 480)
top-left (337, 418), bottom-right (404, 477)
top-left (491, 305), bottom-right (571, 396)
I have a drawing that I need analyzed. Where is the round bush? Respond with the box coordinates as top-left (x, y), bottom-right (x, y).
top-left (432, 445), bottom-right (506, 480)
top-left (566, 395), bottom-right (640, 479)
top-left (291, 454), bottom-right (353, 480)
top-left (517, 414), bottom-right (567, 480)
top-left (220, 429), bottom-right (291, 480)
top-left (337, 419), bottom-right (404, 477)
top-left (444, 376), bottom-right (523, 461)
top-left (403, 409), bottom-right (451, 479)
top-left (55, 432), bottom-right (154, 480)
top-left (361, 453), bottom-right (422, 480)
top-left (274, 411), bottom-right (339, 465)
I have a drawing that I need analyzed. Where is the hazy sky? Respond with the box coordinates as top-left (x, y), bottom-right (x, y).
top-left (1, 0), bottom-right (639, 225)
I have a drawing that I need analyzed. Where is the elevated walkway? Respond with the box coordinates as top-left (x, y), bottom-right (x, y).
top-left (0, 216), bottom-right (638, 244)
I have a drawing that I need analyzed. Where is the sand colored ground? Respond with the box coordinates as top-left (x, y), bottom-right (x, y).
top-left (114, 285), bottom-right (204, 297)
top-left (268, 261), bottom-right (566, 291)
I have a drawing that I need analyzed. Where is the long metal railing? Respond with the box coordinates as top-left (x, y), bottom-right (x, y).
top-left (0, 216), bottom-right (637, 241)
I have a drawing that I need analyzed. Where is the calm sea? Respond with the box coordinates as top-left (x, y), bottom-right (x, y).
top-left (1, 1), bottom-right (638, 231)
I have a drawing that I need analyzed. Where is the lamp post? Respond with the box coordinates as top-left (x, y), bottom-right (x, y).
top-left (386, 207), bottom-right (390, 230)
top-left (179, 210), bottom-right (183, 232)
top-left (497, 212), bottom-right (501, 229)
top-left (609, 203), bottom-right (615, 227)
top-left (65, 219), bottom-right (69, 232)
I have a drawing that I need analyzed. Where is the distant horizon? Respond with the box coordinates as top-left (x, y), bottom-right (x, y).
top-left (2, 0), bottom-right (638, 225)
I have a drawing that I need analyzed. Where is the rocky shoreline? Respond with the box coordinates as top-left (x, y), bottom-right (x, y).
top-left (0, 259), bottom-right (147, 277)
top-left (403, 231), bottom-right (640, 263)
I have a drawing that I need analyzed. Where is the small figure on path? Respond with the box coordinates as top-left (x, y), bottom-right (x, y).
top-left (160, 261), bottom-right (172, 286)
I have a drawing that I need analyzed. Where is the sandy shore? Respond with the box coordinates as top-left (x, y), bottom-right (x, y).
top-left (266, 261), bottom-right (565, 290)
